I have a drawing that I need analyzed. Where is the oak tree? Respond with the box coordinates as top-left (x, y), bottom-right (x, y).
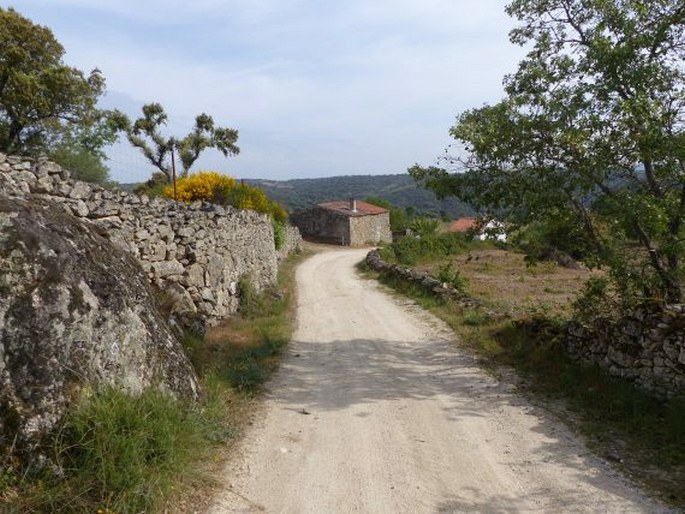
top-left (0, 8), bottom-right (110, 156)
top-left (117, 103), bottom-right (239, 182)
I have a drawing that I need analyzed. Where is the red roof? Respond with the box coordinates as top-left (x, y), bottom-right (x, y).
top-left (448, 217), bottom-right (479, 233)
top-left (317, 200), bottom-right (388, 217)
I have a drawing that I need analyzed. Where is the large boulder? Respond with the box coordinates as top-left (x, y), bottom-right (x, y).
top-left (0, 194), bottom-right (200, 467)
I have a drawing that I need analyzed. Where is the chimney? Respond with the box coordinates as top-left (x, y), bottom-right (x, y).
top-left (350, 198), bottom-right (357, 213)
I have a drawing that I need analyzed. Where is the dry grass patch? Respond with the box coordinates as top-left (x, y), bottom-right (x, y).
top-left (420, 249), bottom-right (602, 317)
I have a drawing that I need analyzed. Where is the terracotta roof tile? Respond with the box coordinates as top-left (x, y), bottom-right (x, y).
top-left (448, 217), bottom-right (479, 233)
top-left (317, 200), bottom-right (388, 216)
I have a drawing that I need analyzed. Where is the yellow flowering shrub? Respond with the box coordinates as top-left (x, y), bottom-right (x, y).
top-left (161, 171), bottom-right (236, 203)
top-left (162, 171), bottom-right (288, 222)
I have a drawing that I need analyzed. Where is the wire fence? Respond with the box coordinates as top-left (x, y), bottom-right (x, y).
top-left (105, 141), bottom-right (156, 186)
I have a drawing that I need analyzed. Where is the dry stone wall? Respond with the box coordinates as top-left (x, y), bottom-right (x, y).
top-left (365, 250), bottom-right (483, 309)
top-left (0, 153), bottom-right (301, 326)
top-left (565, 306), bottom-right (685, 398)
top-left (278, 224), bottom-right (303, 260)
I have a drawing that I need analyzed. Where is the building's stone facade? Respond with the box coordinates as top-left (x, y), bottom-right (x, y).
top-left (349, 212), bottom-right (392, 246)
top-left (0, 153), bottom-right (302, 326)
top-left (292, 205), bottom-right (351, 244)
top-left (292, 200), bottom-right (391, 247)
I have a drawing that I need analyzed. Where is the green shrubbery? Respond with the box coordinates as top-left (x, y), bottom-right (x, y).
top-left (436, 262), bottom-right (467, 293)
top-left (273, 221), bottom-right (286, 250)
top-left (380, 229), bottom-right (469, 266)
top-left (511, 216), bottom-right (596, 267)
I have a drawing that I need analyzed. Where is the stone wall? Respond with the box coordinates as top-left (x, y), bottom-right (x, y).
top-left (278, 223), bottom-right (305, 259)
top-left (0, 153), bottom-right (302, 326)
top-left (365, 250), bottom-right (483, 309)
top-left (565, 306), bottom-right (685, 398)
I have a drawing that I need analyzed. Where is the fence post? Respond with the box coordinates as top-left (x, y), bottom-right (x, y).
top-left (170, 144), bottom-right (178, 201)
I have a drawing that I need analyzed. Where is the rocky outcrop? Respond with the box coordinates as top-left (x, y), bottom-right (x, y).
top-left (0, 195), bottom-right (200, 467)
top-left (0, 153), bottom-right (302, 326)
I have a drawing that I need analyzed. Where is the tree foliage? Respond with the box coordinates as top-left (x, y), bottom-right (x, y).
top-left (49, 142), bottom-right (111, 184)
top-left (115, 104), bottom-right (240, 183)
top-left (364, 196), bottom-right (414, 232)
top-left (0, 8), bottom-right (115, 156)
top-left (411, 0), bottom-right (685, 305)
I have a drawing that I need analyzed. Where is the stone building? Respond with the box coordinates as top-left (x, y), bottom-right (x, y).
top-left (292, 199), bottom-right (392, 246)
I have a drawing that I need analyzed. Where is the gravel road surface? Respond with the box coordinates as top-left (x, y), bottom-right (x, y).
top-left (209, 248), bottom-right (669, 513)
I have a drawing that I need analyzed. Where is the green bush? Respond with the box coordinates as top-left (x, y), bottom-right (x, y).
top-left (237, 274), bottom-right (267, 318)
top-left (133, 172), bottom-right (169, 198)
top-left (513, 215), bottom-right (594, 266)
top-left (273, 221), bottom-right (286, 250)
top-left (50, 144), bottom-right (111, 185)
top-left (384, 231), bottom-right (468, 266)
top-left (436, 262), bottom-right (467, 293)
top-left (408, 217), bottom-right (440, 238)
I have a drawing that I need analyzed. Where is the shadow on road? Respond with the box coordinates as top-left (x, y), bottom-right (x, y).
top-left (263, 336), bottom-right (665, 512)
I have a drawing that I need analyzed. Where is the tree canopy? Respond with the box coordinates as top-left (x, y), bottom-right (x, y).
top-left (115, 103), bottom-right (240, 183)
top-left (0, 7), bottom-right (113, 156)
top-left (411, 0), bottom-right (685, 305)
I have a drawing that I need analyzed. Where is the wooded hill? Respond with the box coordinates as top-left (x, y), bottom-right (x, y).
top-left (247, 174), bottom-right (475, 218)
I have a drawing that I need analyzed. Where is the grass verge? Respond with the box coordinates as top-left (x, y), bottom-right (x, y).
top-left (1, 251), bottom-right (306, 514)
top-left (364, 264), bottom-right (685, 508)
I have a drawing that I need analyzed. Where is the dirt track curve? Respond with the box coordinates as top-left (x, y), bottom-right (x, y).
top-left (209, 248), bottom-right (669, 513)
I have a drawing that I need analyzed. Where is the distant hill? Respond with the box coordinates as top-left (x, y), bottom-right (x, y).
top-left (248, 174), bottom-right (474, 219)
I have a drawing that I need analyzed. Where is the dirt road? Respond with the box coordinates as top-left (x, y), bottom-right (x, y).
top-left (209, 248), bottom-right (668, 513)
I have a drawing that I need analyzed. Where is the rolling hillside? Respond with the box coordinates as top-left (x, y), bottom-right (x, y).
top-left (248, 174), bottom-right (474, 218)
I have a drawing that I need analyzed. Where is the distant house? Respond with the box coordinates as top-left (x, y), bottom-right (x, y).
top-left (448, 217), bottom-right (479, 233)
top-left (448, 217), bottom-right (507, 242)
top-left (291, 199), bottom-right (392, 247)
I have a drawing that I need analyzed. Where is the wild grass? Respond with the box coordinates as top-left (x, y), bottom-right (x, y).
top-left (1, 251), bottom-right (304, 513)
top-left (196, 254), bottom-right (302, 393)
top-left (2, 377), bottom-right (241, 514)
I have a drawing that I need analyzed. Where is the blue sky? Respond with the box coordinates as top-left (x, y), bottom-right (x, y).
top-left (8, 1), bottom-right (525, 182)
